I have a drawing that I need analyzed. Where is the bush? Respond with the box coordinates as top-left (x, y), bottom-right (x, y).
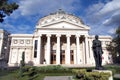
top-left (72, 69), bottom-right (111, 80)
top-left (37, 65), bottom-right (70, 73)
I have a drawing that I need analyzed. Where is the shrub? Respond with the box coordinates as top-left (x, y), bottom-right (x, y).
top-left (72, 69), bottom-right (111, 80)
top-left (37, 65), bottom-right (70, 73)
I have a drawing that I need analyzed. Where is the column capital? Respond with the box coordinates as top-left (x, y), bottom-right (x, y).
top-left (38, 34), bottom-right (42, 37)
top-left (76, 34), bottom-right (80, 37)
top-left (46, 34), bottom-right (51, 37)
top-left (56, 34), bottom-right (61, 37)
top-left (66, 34), bottom-right (71, 37)
top-left (84, 35), bottom-right (89, 38)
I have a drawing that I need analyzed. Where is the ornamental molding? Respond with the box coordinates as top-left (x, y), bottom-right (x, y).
top-left (37, 9), bottom-right (84, 28)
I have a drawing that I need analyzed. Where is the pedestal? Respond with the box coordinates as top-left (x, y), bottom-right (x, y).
top-left (92, 70), bottom-right (113, 80)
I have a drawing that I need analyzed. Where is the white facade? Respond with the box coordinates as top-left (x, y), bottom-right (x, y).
top-left (8, 10), bottom-right (112, 67)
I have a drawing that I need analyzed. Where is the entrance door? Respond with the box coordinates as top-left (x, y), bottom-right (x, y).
top-left (51, 50), bottom-right (56, 64)
top-left (70, 50), bottom-right (74, 64)
top-left (60, 50), bottom-right (65, 64)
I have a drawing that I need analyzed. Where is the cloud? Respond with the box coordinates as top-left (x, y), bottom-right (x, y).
top-left (18, 0), bottom-right (80, 16)
top-left (1, 0), bottom-right (81, 34)
top-left (0, 23), bottom-right (33, 34)
top-left (97, 0), bottom-right (120, 16)
top-left (84, 0), bottom-right (120, 35)
top-left (108, 28), bottom-right (116, 34)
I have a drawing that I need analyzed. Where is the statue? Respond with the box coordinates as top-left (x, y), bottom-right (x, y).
top-left (92, 35), bottom-right (103, 70)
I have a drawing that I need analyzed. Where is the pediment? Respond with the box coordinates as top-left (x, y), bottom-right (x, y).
top-left (37, 20), bottom-right (90, 30)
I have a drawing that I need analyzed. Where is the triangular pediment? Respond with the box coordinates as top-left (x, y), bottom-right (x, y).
top-left (37, 20), bottom-right (90, 30)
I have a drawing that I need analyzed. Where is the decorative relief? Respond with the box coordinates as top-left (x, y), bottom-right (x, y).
top-left (13, 40), bottom-right (18, 44)
top-left (37, 10), bottom-right (84, 26)
top-left (26, 40), bottom-right (30, 44)
top-left (20, 40), bottom-right (24, 44)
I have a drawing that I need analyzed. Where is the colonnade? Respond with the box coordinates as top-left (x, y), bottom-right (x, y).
top-left (36, 34), bottom-right (89, 65)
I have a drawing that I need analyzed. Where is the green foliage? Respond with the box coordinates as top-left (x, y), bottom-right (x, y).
top-left (104, 65), bottom-right (120, 74)
top-left (72, 69), bottom-right (111, 80)
top-left (107, 26), bottom-right (120, 63)
top-left (1, 65), bottom-right (120, 80)
top-left (19, 52), bottom-right (25, 77)
top-left (37, 65), bottom-right (70, 73)
top-left (18, 65), bottom-right (71, 80)
top-left (0, 0), bottom-right (19, 22)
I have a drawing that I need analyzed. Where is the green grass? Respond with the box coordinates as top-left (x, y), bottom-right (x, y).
top-left (0, 70), bottom-right (73, 80)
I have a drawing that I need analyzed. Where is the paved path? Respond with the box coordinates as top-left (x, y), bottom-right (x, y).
top-left (44, 76), bottom-right (72, 80)
top-left (114, 74), bottom-right (120, 78)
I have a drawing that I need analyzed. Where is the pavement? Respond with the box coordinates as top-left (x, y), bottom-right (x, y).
top-left (114, 74), bottom-right (120, 79)
top-left (44, 76), bottom-right (72, 80)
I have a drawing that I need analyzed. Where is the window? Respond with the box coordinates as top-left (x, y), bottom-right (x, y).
top-left (34, 40), bottom-right (38, 58)
top-left (34, 51), bottom-right (37, 58)
top-left (71, 55), bottom-right (74, 61)
top-left (34, 40), bottom-right (38, 49)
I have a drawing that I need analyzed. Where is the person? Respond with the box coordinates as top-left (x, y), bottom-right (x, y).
top-left (92, 35), bottom-right (103, 70)
top-left (43, 59), bottom-right (46, 64)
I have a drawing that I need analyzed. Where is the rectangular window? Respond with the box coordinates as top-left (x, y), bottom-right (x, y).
top-left (34, 51), bottom-right (37, 58)
top-left (34, 40), bottom-right (38, 58)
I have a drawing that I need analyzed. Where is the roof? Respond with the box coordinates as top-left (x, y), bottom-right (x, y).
top-left (37, 9), bottom-right (84, 27)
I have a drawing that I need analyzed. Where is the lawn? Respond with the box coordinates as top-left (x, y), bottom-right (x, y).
top-left (0, 65), bottom-right (120, 80)
top-left (0, 70), bottom-right (73, 80)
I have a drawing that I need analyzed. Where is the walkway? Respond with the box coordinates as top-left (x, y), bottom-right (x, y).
top-left (44, 76), bottom-right (72, 80)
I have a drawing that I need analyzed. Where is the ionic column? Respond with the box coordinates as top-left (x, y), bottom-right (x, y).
top-left (76, 34), bottom-right (81, 64)
top-left (37, 35), bottom-right (42, 64)
top-left (46, 34), bottom-right (51, 64)
top-left (85, 35), bottom-right (89, 64)
top-left (66, 34), bottom-right (71, 64)
top-left (56, 34), bottom-right (61, 64)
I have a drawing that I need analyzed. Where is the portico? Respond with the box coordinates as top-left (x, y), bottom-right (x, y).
top-left (36, 33), bottom-right (88, 65)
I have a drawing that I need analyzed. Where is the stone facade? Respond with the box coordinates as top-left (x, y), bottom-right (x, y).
top-left (6, 10), bottom-right (112, 67)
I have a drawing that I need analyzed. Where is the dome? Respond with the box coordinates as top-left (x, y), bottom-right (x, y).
top-left (37, 9), bottom-right (84, 27)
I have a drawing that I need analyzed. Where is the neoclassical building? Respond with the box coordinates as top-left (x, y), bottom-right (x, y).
top-left (8, 10), bottom-right (112, 67)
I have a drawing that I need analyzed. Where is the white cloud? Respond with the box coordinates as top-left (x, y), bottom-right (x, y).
top-left (108, 28), bottom-right (116, 34)
top-left (0, 23), bottom-right (33, 34)
top-left (85, 0), bottom-right (120, 35)
top-left (18, 0), bottom-right (80, 16)
top-left (97, 0), bottom-right (120, 16)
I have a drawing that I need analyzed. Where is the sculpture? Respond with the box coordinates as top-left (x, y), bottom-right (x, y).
top-left (92, 35), bottom-right (103, 70)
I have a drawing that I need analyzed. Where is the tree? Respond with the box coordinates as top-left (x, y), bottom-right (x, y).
top-left (19, 51), bottom-right (25, 77)
top-left (107, 26), bottom-right (120, 63)
top-left (0, 0), bottom-right (18, 22)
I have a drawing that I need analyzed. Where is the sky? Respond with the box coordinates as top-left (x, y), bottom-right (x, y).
top-left (0, 0), bottom-right (120, 36)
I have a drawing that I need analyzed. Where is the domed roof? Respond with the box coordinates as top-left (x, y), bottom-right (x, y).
top-left (37, 9), bottom-right (84, 27)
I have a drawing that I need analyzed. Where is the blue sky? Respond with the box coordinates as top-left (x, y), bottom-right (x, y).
top-left (0, 0), bottom-right (120, 36)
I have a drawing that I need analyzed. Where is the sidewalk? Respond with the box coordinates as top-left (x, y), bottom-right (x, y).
top-left (114, 74), bottom-right (120, 79)
top-left (44, 76), bottom-right (72, 80)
